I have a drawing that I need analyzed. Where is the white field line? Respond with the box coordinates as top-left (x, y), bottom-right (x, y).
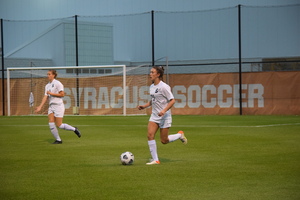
top-left (1, 123), bottom-right (300, 128)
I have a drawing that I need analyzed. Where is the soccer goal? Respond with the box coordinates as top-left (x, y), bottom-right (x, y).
top-left (7, 65), bottom-right (151, 116)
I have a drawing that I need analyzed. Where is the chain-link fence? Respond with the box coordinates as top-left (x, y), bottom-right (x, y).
top-left (1, 5), bottom-right (299, 115)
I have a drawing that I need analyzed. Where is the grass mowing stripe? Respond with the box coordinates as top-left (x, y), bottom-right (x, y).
top-left (1, 122), bottom-right (300, 128)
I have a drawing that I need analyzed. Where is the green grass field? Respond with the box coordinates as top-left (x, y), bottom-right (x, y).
top-left (0, 115), bottom-right (299, 200)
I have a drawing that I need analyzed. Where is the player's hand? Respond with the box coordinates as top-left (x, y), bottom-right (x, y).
top-left (35, 106), bottom-right (41, 113)
top-left (137, 105), bottom-right (144, 110)
top-left (158, 110), bottom-right (165, 116)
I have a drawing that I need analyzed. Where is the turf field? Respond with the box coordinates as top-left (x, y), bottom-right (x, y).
top-left (0, 115), bottom-right (299, 200)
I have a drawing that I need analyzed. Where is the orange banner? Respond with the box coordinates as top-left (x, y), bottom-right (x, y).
top-left (4, 71), bottom-right (300, 115)
top-left (168, 71), bottom-right (300, 115)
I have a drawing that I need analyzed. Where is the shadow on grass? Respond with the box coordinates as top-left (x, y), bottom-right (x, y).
top-left (159, 157), bottom-right (182, 163)
top-left (45, 139), bottom-right (59, 144)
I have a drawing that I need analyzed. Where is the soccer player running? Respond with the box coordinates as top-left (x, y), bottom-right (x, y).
top-left (35, 70), bottom-right (81, 144)
top-left (138, 66), bottom-right (187, 165)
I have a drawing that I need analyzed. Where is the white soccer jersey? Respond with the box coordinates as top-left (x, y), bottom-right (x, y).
top-left (45, 79), bottom-right (64, 105)
top-left (149, 81), bottom-right (174, 118)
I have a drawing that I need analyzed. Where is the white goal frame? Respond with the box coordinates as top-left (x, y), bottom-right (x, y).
top-left (7, 65), bottom-right (127, 116)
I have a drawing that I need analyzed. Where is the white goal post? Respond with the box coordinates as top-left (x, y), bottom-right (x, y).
top-left (7, 65), bottom-right (150, 116)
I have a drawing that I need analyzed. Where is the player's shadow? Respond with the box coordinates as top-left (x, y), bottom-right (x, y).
top-left (45, 139), bottom-right (55, 144)
top-left (158, 157), bottom-right (182, 163)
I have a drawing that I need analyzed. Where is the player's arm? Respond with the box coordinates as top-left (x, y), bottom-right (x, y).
top-left (137, 100), bottom-right (152, 110)
top-left (47, 90), bottom-right (65, 97)
top-left (35, 95), bottom-right (48, 113)
top-left (158, 98), bottom-right (175, 116)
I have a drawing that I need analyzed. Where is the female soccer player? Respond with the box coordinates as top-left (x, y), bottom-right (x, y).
top-left (35, 70), bottom-right (81, 144)
top-left (138, 66), bottom-right (187, 165)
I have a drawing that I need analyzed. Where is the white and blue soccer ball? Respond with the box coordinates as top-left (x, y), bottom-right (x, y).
top-left (120, 151), bottom-right (134, 165)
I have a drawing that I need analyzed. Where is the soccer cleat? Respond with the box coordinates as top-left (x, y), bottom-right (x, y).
top-left (146, 160), bottom-right (160, 165)
top-left (74, 127), bottom-right (81, 138)
top-left (178, 130), bottom-right (187, 145)
top-left (52, 140), bottom-right (62, 144)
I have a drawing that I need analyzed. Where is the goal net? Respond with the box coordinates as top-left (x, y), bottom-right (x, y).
top-left (7, 65), bottom-right (152, 116)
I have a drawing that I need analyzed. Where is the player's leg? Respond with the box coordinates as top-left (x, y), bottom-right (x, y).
top-left (166, 130), bottom-right (187, 144)
top-left (160, 127), bottom-right (170, 144)
top-left (55, 104), bottom-right (81, 138)
top-left (159, 115), bottom-right (187, 144)
top-left (146, 121), bottom-right (160, 165)
top-left (48, 113), bottom-right (62, 144)
top-left (147, 121), bottom-right (159, 141)
top-left (55, 117), bottom-right (74, 131)
top-left (56, 118), bottom-right (81, 138)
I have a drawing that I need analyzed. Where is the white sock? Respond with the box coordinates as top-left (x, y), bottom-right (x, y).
top-left (168, 133), bottom-right (181, 143)
top-left (59, 123), bottom-right (75, 131)
top-left (148, 140), bottom-right (159, 161)
top-left (49, 122), bottom-right (61, 141)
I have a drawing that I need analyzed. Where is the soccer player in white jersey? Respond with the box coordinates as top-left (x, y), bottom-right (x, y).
top-left (138, 66), bottom-right (187, 165)
top-left (35, 70), bottom-right (81, 144)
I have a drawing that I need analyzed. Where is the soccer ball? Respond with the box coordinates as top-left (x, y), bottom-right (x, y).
top-left (120, 151), bottom-right (134, 165)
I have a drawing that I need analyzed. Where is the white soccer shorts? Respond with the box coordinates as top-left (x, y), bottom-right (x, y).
top-left (48, 103), bottom-right (65, 118)
top-left (149, 113), bottom-right (172, 128)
